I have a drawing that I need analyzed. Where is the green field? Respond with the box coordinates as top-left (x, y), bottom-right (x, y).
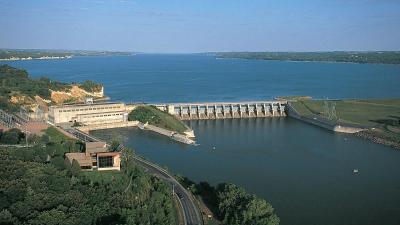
top-left (291, 99), bottom-right (400, 144)
top-left (128, 105), bottom-right (189, 133)
top-left (291, 99), bottom-right (400, 127)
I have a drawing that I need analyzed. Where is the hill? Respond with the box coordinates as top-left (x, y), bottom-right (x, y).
top-left (0, 65), bottom-right (104, 112)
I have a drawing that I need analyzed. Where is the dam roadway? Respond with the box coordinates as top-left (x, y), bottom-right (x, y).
top-left (65, 127), bottom-right (202, 225)
top-left (154, 100), bottom-right (288, 120)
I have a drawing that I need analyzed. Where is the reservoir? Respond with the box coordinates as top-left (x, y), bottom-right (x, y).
top-left (3, 55), bottom-right (400, 225)
top-left (91, 118), bottom-right (400, 225)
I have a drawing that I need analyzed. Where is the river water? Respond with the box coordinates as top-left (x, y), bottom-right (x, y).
top-left (4, 55), bottom-right (400, 225)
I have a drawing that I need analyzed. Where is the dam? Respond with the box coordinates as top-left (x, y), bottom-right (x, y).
top-left (154, 100), bottom-right (287, 120)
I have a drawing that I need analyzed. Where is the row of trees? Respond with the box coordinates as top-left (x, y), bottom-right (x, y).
top-left (0, 127), bottom-right (177, 225)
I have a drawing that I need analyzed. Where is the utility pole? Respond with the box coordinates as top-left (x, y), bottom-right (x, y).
top-left (25, 124), bottom-right (28, 147)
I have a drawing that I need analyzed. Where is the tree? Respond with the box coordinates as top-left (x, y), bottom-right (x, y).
top-left (217, 183), bottom-right (279, 225)
top-left (0, 128), bottom-right (24, 144)
top-left (51, 156), bottom-right (66, 170)
top-left (70, 159), bottom-right (81, 177)
top-left (109, 139), bottom-right (121, 152)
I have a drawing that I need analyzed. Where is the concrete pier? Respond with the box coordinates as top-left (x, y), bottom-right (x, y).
top-left (155, 100), bottom-right (287, 120)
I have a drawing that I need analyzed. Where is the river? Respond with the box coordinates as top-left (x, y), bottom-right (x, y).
top-left (3, 54), bottom-right (400, 225)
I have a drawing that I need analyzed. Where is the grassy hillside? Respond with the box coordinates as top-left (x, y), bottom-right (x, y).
top-left (291, 99), bottom-right (400, 127)
top-left (291, 99), bottom-right (400, 147)
top-left (128, 105), bottom-right (188, 133)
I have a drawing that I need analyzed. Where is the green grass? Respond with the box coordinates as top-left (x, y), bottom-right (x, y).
top-left (291, 99), bottom-right (400, 127)
top-left (291, 99), bottom-right (400, 145)
top-left (44, 126), bottom-right (74, 142)
top-left (129, 105), bottom-right (188, 133)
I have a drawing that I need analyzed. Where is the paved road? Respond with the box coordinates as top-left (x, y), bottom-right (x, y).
top-left (132, 156), bottom-right (203, 225)
top-left (65, 128), bottom-right (102, 142)
top-left (65, 127), bottom-right (202, 225)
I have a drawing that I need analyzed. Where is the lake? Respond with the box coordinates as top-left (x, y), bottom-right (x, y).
top-left (4, 54), bottom-right (400, 102)
top-left (3, 55), bottom-right (400, 225)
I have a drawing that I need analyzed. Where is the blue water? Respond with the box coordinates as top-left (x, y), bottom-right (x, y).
top-left (3, 55), bottom-right (400, 225)
top-left (4, 54), bottom-right (400, 102)
top-left (92, 119), bottom-right (400, 225)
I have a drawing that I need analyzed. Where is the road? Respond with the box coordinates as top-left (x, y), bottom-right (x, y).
top-left (65, 128), bottom-right (102, 142)
top-left (132, 156), bottom-right (203, 225)
top-left (65, 127), bottom-right (202, 225)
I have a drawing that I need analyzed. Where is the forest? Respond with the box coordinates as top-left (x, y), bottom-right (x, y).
top-left (0, 127), bottom-right (177, 225)
top-left (177, 177), bottom-right (280, 225)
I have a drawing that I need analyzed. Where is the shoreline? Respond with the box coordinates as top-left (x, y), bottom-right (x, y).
top-left (215, 56), bottom-right (400, 65)
top-left (0, 56), bottom-right (73, 61)
top-left (354, 131), bottom-right (400, 150)
top-left (286, 101), bottom-right (400, 150)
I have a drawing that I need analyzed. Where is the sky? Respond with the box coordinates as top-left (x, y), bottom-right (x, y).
top-left (1, 0), bottom-right (400, 53)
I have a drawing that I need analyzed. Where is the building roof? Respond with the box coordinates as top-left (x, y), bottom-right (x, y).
top-left (65, 152), bottom-right (92, 166)
top-left (50, 102), bottom-right (124, 109)
top-left (85, 141), bottom-right (108, 156)
top-left (97, 152), bottom-right (121, 157)
top-left (86, 141), bottom-right (107, 149)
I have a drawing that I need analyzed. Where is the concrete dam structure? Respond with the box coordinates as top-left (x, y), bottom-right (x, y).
top-left (155, 100), bottom-right (287, 120)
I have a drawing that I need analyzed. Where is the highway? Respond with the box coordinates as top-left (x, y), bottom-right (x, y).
top-left (65, 127), bottom-right (202, 225)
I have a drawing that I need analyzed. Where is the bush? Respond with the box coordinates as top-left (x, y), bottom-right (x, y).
top-left (0, 128), bottom-right (25, 144)
top-left (79, 80), bottom-right (102, 92)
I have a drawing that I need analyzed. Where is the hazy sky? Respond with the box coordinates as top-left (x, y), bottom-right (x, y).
top-left (1, 0), bottom-right (400, 53)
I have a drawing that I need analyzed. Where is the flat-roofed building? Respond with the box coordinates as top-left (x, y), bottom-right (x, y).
top-left (65, 141), bottom-right (121, 171)
top-left (48, 102), bottom-right (129, 125)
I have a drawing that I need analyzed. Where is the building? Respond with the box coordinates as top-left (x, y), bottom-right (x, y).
top-left (65, 141), bottom-right (121, 171)
top-left (48, 102), bottom-right (129, 125)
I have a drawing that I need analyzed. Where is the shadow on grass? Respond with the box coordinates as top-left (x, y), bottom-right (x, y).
top-left (300, 101), bottom-right (321, 116)
top-left (370, 117), bottom-right (400, 127)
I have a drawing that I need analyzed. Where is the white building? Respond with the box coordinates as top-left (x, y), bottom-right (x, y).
top-left (48, 102), bottom-right (129, 125)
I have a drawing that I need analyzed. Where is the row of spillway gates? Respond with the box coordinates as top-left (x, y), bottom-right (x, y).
top-left (155, 101), bottom-right (287, 120)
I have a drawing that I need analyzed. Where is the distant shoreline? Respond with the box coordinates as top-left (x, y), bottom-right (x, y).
top-left (0, 55), bottom-right (73, 61)
top-left (214, 51), bottom-right (400, 65)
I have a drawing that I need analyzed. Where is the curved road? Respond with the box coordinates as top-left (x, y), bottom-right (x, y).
top-left (64, 127), bottom-right (202, 225)
top-left (132, 156), bottom-right (203, 225)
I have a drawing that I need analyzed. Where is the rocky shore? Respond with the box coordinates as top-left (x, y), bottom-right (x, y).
top-left (354, 131), bottom-right (400, 150)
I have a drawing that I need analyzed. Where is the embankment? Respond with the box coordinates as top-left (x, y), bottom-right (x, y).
top-left (141, 123), bottom-right (195, 145)
top-left (355, 130), bottom-right (400, 150)
top-left (77, 121), bottom-right (139, 133)
top-left (287, 103), bottom-right (365, 134)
